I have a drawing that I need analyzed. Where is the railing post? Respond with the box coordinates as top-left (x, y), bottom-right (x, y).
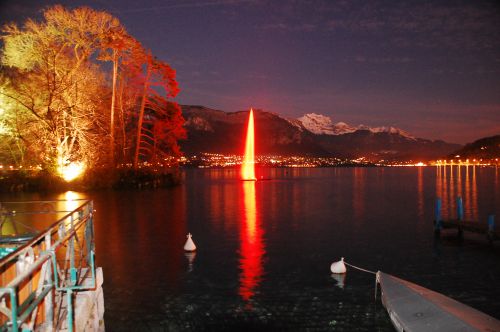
top-left (9, 288), bottom-right (18, 331)
top-left (456, 197), bottom-right (464, 239)
top-left (67, 289), bottom-right (74, 332)
top-left (44, 233), bottom-right (54, 331)
top-left (69, 215), bottom-right (77, 286)
top-left (85, 213), bottom-right (93, 266)
top-left (487, 215), bottom-right (495, 243)
top-left (456, 196), bottom-right (464, 221)
top-left (434, 198), bottom-right (442, 236)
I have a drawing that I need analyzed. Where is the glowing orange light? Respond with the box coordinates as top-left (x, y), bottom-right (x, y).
top-left (239, 181), bottom-right (264, 302)
top-left (59, 162), bottom-right (85, 182)
top-left (241, 108), bottom-right (256, 181)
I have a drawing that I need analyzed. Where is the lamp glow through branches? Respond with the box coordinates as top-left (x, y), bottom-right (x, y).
top-left (59, 162), bottom-right (85, 182)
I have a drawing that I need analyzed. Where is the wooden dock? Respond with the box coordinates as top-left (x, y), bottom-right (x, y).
top-left (379, 272), bottom-right (500, 332)
top-left (434, 197), bottom-right (497, 243)
top-left (437, 219), bottom-right (500, 242)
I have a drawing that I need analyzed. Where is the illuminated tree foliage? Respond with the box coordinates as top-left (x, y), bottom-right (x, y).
top-left (0, 78), bottom-right (26, 166)
top-left (126, 50), bottom-right (184, 169)
top-left (0, 5), bottom-right (185, 179)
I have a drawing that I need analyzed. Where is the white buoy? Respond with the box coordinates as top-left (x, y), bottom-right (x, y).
top-left (330, 257), bottom-right (347, 274)
top-left (183, 233), bottom-right (197, 252)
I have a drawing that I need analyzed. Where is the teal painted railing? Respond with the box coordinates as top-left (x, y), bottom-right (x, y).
top-left (0, 199), bottom-right (96, 331)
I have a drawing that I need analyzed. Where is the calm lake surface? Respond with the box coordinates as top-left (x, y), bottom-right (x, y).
top-left (2, 166), bottom-right (500, 331)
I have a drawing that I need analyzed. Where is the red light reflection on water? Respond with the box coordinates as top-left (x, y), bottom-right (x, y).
top-left (417, 167), bottom-right (424, 219)
top-left (436, 165), bottom-right (478, 220)
top-left (238, 181), bottom-right (264, 302)
top-left (352, 167), bottom-right (366, 221)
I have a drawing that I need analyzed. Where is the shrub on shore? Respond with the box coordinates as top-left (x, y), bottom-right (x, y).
top-left (0, 168), bottom-right (183, 192)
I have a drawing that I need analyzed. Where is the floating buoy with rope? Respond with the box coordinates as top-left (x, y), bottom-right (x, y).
top-left (184, 233), bottom-right (197, 252)
top-left (330, 257), bottom-right (380, 299)
top-left (330, 257), bottom-right (347, 274)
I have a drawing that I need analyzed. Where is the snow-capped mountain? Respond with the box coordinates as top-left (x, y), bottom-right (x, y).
top-left (297, 113), bottom-right (415, 139)
top-left (297, 113), bottom-right (341, 135)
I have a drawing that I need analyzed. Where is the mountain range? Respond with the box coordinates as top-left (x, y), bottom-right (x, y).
top-left (180, 105), bottom-right (462, 161)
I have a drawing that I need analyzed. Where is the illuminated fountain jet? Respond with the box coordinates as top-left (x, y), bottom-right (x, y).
top-left (241, 108), bottom-right (257, 181)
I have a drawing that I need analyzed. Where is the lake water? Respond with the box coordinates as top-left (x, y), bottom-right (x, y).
top-left (2, 166), bottom-right (500, 331)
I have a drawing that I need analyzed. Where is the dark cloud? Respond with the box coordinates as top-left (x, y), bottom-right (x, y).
top-left (350, 55), bottom-right (414, 64)
top-left (114, 0), bottom-right (259, 13)
top-left (254, 1), bottom-right (500, 52)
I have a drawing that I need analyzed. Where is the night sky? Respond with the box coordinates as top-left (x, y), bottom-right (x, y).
top-left (1, 0), bottom-right (499, 144)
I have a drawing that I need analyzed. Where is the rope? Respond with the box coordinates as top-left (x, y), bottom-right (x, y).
top-left (342, 261), bottom-right (380, 300)
top-left (344, 261), bottom-right (377, 275)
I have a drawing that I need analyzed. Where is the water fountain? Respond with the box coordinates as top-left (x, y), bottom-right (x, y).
top-left (241, 108), bottom-right (257, 181)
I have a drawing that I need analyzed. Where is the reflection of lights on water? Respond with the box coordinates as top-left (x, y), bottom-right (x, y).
top-left (58, 191), bottom-right (85, 212)
top-left (64, 191), bottom-right (79, 201)
top-left (243, 181), bottom-right (256, 241)
top-left (331, 273), bottom-right (346, 289)
top-left (436, 164), bottom-right (479, 220)
top-left (239, 181), bottom-right (264, 303)
top-left (185, 252), bottom-right (196, 272)
top-left (59, 162), bottom-right (85, 182)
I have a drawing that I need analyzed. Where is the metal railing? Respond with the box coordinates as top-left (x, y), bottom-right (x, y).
top-left (0, 199), bottom-right (96, 331)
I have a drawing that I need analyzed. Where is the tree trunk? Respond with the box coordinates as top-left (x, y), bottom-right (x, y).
top-left (117, 75), bottom-right (127, 161)
top-left (133, 62), bottom-right (151, 170)
top-left (110, 49), bottom-right (118, 165)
